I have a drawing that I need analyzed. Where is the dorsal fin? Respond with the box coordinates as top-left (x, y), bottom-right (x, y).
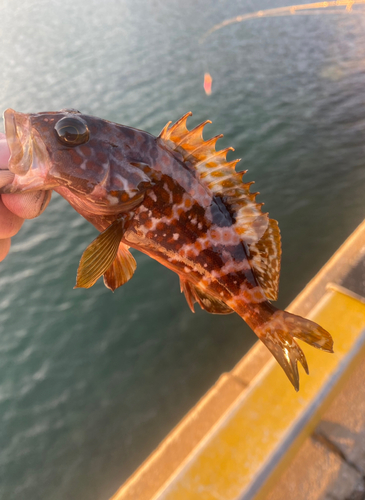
top-left (159, 112), bottom-right (268, 245)
top-left (248, 219), bottom-right (282, 301)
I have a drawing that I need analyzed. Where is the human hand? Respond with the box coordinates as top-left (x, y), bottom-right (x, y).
top-left (0, 133), bottom-right (51, 261)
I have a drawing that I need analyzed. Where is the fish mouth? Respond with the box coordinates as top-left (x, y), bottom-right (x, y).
top-left (4, 108), bottom-right (33, 175)
top-left (1, 109), bottom-right (56, 194)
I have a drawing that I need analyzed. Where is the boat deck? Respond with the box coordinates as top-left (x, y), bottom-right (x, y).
top-left (111, 220), bottom-right (365, 500)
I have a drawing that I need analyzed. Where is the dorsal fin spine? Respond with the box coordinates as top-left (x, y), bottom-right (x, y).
top-left (178, 119), bottom-right (211, 143)
top-left (162, 112), bottom-right (192, 141)
top-left (208, 178), bottom-right (234, 190)
top-left (200, 162), bottom-right (239, 179)
top-left (176, 121), bottom-right (212, 151)
top-left (225, 158), bottom-right (240, 169)
top-left (191, 134), bottom-right (223, 155)
top-left (195, 147), bottom-right (234, 166)
top-left (208, 171), bottom-right (243, 189)
top-left (159, 121), bottom-right (172, 138)
top-left (160, 113), bottom-right (272, 246)
top-left (172, 111), bottom-right (192, 127)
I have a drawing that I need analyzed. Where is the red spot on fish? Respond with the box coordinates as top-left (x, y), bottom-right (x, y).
top-left (69, 150), bottom-right (83, 166)
top-left (96, 151), bottom-right (108, 163)
top-left (79, 145), bottom-right (91, 157)
top-left (165, 206), bottom-right (173, 218)
top-left (253, 289), bottom-right (265, 302)
top-left (139, 212), bottom-right (148, 222)
top-left (160, 189), bottom-right (171, 204)
top-left (194, 241), bottom-right (202, 252)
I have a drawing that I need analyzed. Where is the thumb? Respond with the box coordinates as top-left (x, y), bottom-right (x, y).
top-left (1, 190), bottom-right (52, 219)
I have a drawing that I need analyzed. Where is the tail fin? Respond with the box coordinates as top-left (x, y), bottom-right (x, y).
top-left (257, 310), bottom-right (333, 391)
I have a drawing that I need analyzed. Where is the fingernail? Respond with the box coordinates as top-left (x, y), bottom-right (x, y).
top-left (39, 190), bottom-right (52, 215)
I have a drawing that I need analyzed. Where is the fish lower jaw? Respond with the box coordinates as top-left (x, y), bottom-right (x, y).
top-left (0, 157), bottom-right (57, 194)
top-left (0, 174), bottom-right (54, 194)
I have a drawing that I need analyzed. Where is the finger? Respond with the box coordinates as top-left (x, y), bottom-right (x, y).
top-left (0, 197), bottom-right (23, 238)
top-left (2, 190), bottom-right (52, 220)
top-left (0, 134), bottom-right (10, 169)
top-left (0, 238), bottom-right (11, 262)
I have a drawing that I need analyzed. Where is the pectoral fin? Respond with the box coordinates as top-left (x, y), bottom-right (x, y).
top-left (75, 218), bottom-right (127, 289)
top-left (103, 243), bottom-right (136, 291)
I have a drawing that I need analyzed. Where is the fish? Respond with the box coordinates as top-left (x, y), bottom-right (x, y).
top-left (0, 108), bottom-right (333, 390)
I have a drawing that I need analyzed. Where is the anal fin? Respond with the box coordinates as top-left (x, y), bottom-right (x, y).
top-left (180, 278), bottom-right (233, 315)
top-left (103, 243), bottom-right (136, 291)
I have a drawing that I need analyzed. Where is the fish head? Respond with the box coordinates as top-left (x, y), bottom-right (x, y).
top-left (1, 108), bottom-right (151, 213)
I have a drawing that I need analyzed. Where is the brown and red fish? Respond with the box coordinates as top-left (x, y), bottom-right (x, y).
top-left (0, 108), bottom-right (333, 390)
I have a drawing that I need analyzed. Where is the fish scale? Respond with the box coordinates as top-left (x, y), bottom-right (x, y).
top-left (0, 108), bottom-right (334, 391)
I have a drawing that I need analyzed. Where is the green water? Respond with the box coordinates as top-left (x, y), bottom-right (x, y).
top-left (0, 1), bottom-right (365, 498)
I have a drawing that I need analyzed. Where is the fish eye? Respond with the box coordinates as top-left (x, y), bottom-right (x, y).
top-left (54, 117), bottom-right (89, 147)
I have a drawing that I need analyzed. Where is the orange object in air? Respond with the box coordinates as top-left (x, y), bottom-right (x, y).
top-left (204, 73), bottom-right (212, 95)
